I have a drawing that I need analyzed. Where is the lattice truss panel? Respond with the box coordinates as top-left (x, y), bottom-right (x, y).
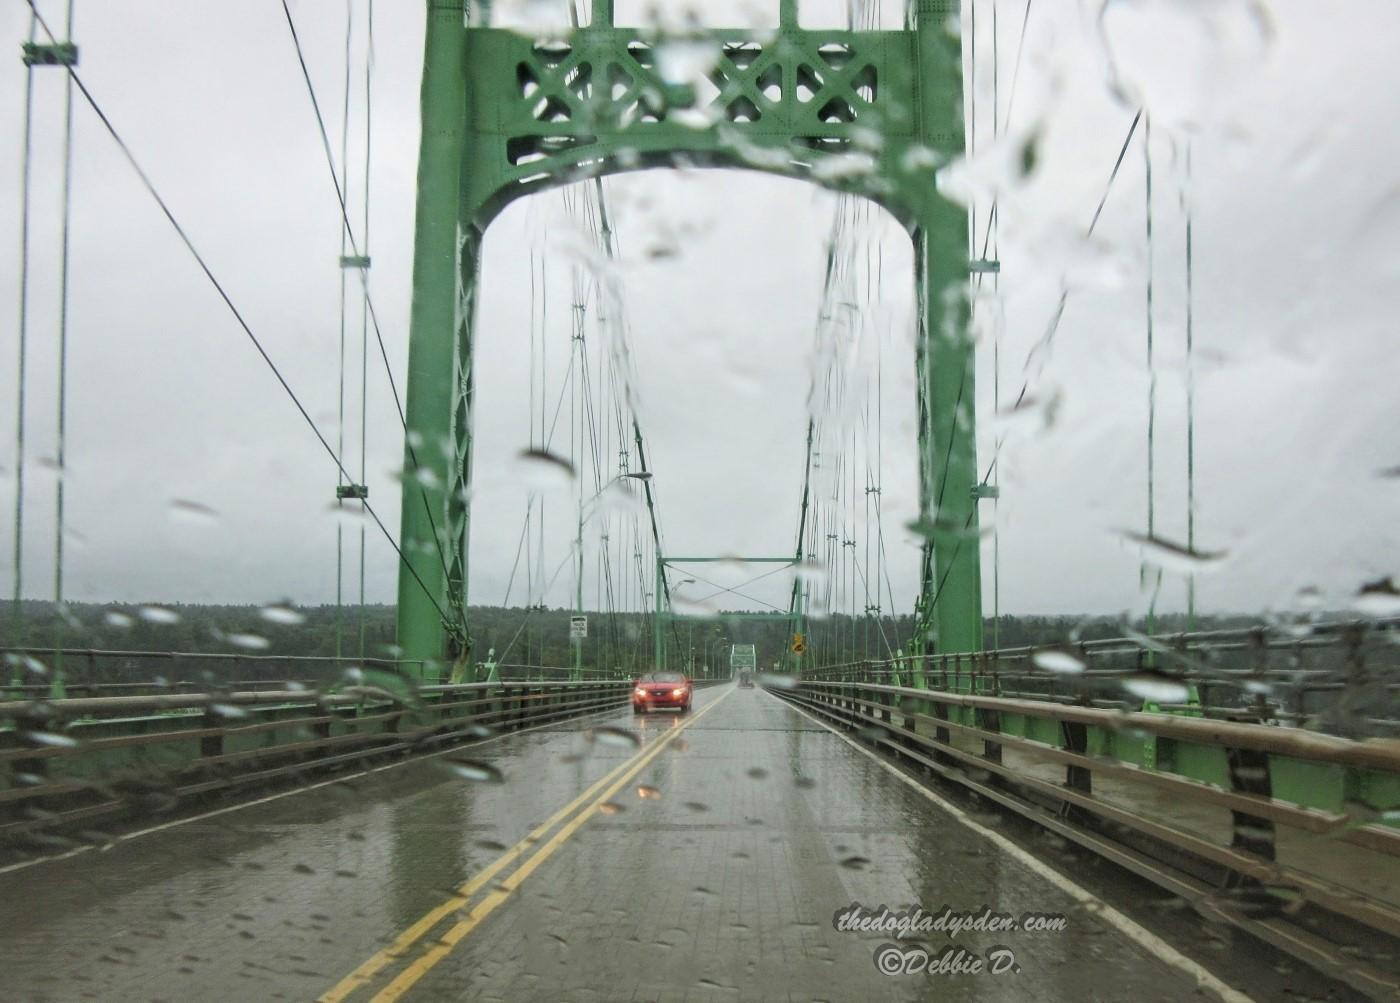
top-left (462, 28), bottom-right (924, 219)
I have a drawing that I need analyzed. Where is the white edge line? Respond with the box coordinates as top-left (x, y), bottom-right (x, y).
top-left (0, 697), bottom-right (639, 878)
top-left (769, 688), bottom-right (1258, 1003)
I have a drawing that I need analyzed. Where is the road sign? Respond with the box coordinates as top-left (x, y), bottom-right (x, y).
top-left (790, 633), bottom-right (806, 655)
top-left (569, 616), bottom-right (587, 640)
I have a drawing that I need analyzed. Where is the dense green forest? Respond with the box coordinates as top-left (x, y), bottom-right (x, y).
top-left (0, 599), bottom-right (1266, 685)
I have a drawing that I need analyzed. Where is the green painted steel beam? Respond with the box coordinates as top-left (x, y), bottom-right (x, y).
top-left (396, 1), bottom-right (471, 683)
top-left (661, 557), bottom-right (796, 564)
top-left (658, 612), bottom-right (800, 622)
top-left (397, 0), bottom-right (984, 679)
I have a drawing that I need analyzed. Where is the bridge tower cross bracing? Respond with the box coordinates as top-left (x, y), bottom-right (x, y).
top-left (397, 0), bottom-right (983, 680)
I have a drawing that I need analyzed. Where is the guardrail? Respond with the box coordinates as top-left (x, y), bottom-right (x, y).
top-left (802, 618), bottom-right (1400, 738)
top-left (767, 675), bottom-right (1400, 998)
top-left (0, 677), bottom-right (632, 853)
top-left (2, 647), bottom-right (734, 692)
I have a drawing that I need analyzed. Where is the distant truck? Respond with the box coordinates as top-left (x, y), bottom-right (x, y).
top-left (731, 644), bottom-right (756, 687)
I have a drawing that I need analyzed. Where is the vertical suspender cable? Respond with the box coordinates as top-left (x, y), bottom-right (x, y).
top-left (12, 13), bottom-right (38, 652)
top-left (359, 0), bottom-right (374, 660)
top-left (334, 0), bottom-right (353, 662)
top-left (53, 0), bottom-right (77, 677)
top-left (990, 0), bottom-right (1000, 652)
top-left (1184, 139), bottom-right (1196, 628)
top-left (1143, 114), bottom-right (1160, 632)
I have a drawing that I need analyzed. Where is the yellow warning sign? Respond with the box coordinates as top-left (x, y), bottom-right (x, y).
top-left (790, 633), bottom-right (806, 655)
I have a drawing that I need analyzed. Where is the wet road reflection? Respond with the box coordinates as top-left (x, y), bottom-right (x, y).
top-left (0, 685), bottom-right (1258, 1002)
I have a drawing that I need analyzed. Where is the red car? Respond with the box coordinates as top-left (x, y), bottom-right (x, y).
top-left (632, 672), bottom-right (692, 714)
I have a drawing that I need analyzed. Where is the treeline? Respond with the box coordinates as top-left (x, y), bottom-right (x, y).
top-left (1, 599), bottom-right (1264, 684)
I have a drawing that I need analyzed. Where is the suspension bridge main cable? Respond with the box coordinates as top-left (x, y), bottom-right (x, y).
top-left (278, 0), bottom-right (457, 603)
top-left (923, 106), bottom-right (1146, 622)
top-left (22, 2), bottom-right (456, 630)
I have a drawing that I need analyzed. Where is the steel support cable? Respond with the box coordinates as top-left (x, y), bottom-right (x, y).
top-left (1143, 113), bottom-right (1162, 631)
top-left (989, 0), bottom-right (1001, 650)
top-left (588, 177), bottom-right (671, 614)
top-left (518, 250), bottom-right (540, 611)
top-left (924, 109), bottom-right (1146, 621)
top-left (576, 334), bottom-right (624, 661)
top-left (966, 0), bottom-right (1034, 297)
top-left (787, 418), bottom-right (815, 617)
top-left (500, 510), bottom-right (531, 606)
top-left (1184, 140), bottom-right (1197, 625)
top-left (584, 221), bottom-right (680, 667)
top-left (694, 561), bottom-right (794, 608)
top-left (563, 222), bottom-right (627, 667)
top-left (12, 12), bottom-right (38, 649)
top-left (357, 0), bottom-right (374, 660)
top-left (278, 0), bottom-right (456, 596)
top-left (670, 565), bottom-right (787, 614)
top-left (50, 0), bottom-right (76, 672)
top-left (851, 551), bottom-right (896, 658)
top-left (334, 0), bottom-right (353, 659)
top-left (21, 5), bottom-right (456, 629)
top-left (795, 202), bottom-right (858, 623)
top-left (278, 0), bottom-right (401, 426)
top-left (496, 546), bottom-right (576, 663)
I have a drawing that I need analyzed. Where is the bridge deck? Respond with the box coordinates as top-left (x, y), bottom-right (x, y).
top-left (0, 686), bottom-right (1327, 1001)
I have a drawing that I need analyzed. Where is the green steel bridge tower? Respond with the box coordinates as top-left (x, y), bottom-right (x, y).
top-left (397, 0), bottom-right (983, 680)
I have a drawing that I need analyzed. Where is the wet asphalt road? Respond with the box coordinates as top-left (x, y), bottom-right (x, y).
top-left (0, 684), bottom-right (1256, 1002)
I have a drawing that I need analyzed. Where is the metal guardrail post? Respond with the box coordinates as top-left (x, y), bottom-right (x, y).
top-left (977, 652), bottom-right (1003, 764)
top-left (1225, 743), bottom-right (1276, 861)
top-left (200, 704), bottom-right (223, 760)
top-left (1060, 710), bottom-right (1092, 807)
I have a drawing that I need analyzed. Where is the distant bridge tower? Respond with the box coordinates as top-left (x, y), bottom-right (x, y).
top-left (397, 0), bottom-right (983, 679)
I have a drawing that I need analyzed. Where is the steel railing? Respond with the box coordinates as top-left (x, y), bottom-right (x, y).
top-left (766, 674), bottom-right (1400, 998)
top-left (799, 618), bottom-right (1400, 737)
top-left (0, 676), bottom-right (632, 850)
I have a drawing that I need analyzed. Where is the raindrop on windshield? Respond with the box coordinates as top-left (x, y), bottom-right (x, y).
top-left (586, 726), bottom-right (640, 749)
top-left (513, 447), bottom-right (577, 490)
top-left (1352, 578), bottom-right (1400, 618)
top-left (259, 602), bottom-right (305, 626)
top-left (446, 759), bottom-right (506, 784)
top-left (1120, 530), bottom-right (1229, 575)
top-left (168, 498), bottom-right (220, 524)
top-left (1031, 649), bottom-right (1086, 675)
top-left (1121, 673), bottom-right (1191, 704)
top-left (656, 38), bottom-right (720, 87)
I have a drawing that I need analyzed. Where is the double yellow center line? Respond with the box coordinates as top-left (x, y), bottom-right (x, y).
top-left (319, 690), bottom-right (728, 1002)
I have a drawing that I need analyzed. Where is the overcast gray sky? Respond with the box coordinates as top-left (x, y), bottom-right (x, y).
top-left (1, 0), bottom-right (1397, 624)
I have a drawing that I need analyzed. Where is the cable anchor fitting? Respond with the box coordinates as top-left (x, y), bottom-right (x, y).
top-left (22, 42), bottom-right (78, 67)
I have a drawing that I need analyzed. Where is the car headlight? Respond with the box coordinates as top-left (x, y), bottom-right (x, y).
top-left (672, 687), bottom-right (685, 696)
top-left (634, 688), bottom-right (646, 697)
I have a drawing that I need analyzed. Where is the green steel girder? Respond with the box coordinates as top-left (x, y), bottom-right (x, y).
top-left (397, 0), bottom-right (982, 680)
